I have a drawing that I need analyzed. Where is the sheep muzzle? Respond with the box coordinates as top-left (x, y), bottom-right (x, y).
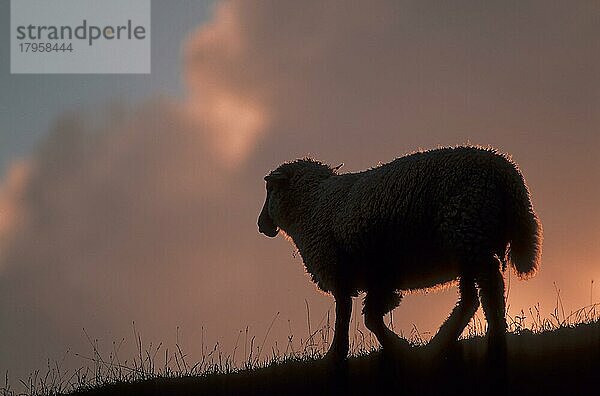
top-left (258, 198), bottom-right (279, 237)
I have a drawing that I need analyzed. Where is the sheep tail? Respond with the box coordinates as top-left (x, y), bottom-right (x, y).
top-left (505, 165), bottom-right (543, 279)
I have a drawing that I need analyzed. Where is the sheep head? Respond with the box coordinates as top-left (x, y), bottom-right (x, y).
top-left (258, 158), bottom-right (336, 238)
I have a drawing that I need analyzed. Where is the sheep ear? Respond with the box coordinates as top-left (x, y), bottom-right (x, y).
top-left (264, 171), bottom-right (288, 182)
top-left (332, 163), bottom-right (344, 172)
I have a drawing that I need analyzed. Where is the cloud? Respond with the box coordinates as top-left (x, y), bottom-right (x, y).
top-left (1, 0), bottom-right (599, 385)
top-left (185, 1), bottom-right (600, 168)
top-left (0, 103), bottom-right (214, 371)
top-left (183, 2), bottom-right (269, 167)
top-left (0, 159), bottom-right (30, 265)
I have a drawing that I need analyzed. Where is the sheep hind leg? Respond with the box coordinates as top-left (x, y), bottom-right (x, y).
top-left (477, 260), bottom-right (508, 392)
top-left (363, 290), bottom-right (410, 353)
top-left (428, 276), bottom-right (479, 353)
top-left (477, 263), bottom-right (507, 362)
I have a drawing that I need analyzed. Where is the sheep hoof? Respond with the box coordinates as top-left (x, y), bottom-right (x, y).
top-left (486, 337), bottom-right (507, 364)
top-left (323, 346), bottom-right (349, 364)
top-left (426, 337), bottom-right (461, 360)
top-left (381, 336), bottom-right (411, 357)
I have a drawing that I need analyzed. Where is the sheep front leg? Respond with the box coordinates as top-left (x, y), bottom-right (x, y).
top-left (324, 293), bottom-right (352, 361)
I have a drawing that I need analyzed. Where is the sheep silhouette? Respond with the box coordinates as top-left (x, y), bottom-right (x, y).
top-left (258, 146), bottom-right (542, 361)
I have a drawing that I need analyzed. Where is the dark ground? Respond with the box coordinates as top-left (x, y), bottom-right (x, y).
top-left (69, 321), bottom-right (599, 396)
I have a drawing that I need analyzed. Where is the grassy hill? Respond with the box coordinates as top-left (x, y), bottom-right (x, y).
top-left (65, 321), bottom-right (599, 396)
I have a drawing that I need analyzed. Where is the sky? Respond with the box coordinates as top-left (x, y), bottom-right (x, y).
top-left (0, 0), bottom-right (214, 172)
top-left (0, 0), bottom-right (599, 386)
